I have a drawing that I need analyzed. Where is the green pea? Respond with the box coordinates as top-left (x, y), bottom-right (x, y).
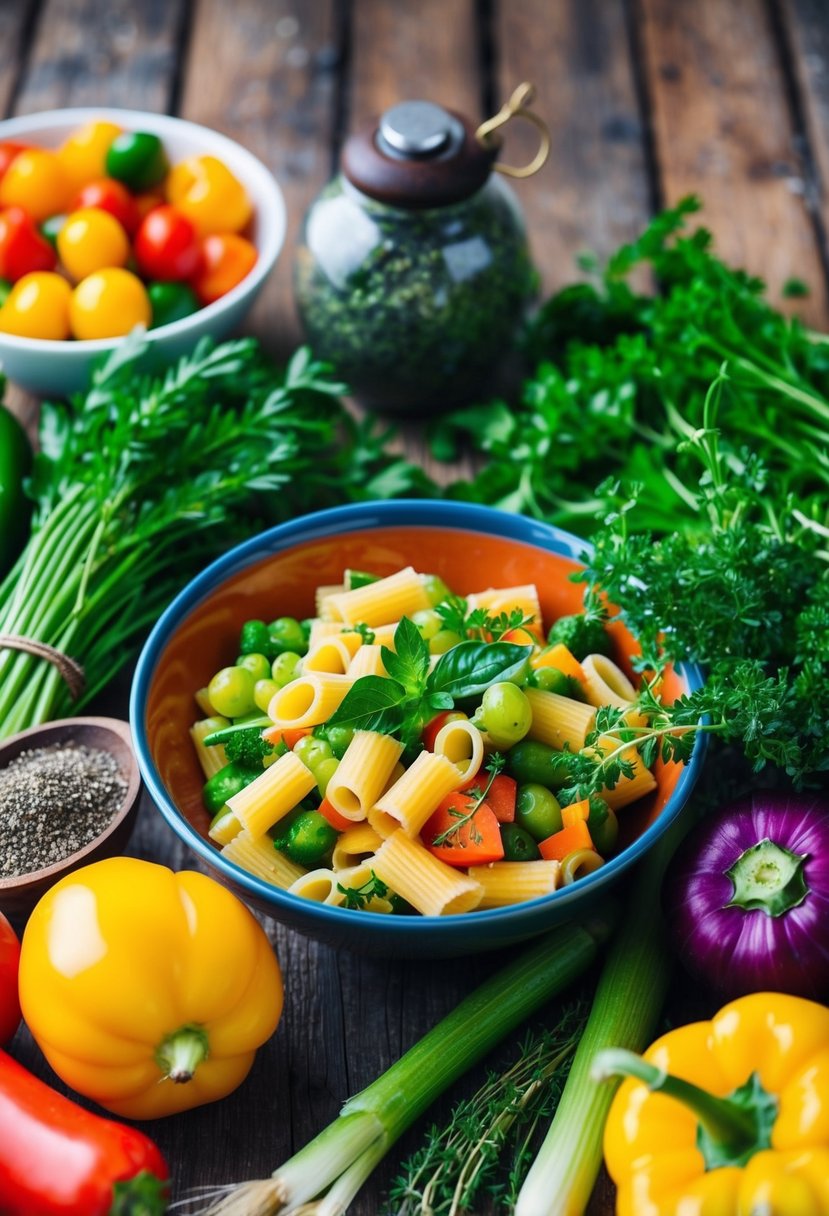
top-left (203, 762), bottom-right (258, 815)
top-left (236, 652), bottom-right (271, 681)
top-left (239, 619), bottom-right (270, 655)
top-left (411, 608), bottom-right (442, 640)
top-left (106, 130), bottom-right (169, 191)
top-left (207, 666), bottom-right (256, 718)
top-left (422, 574), bottom-right (450, 607)
top-left (270, 807), bottom-right (304, 851)
top-left (268, 616), bottom-right (307, 657)
top-left (271, 651), bottom-right (301, 686)
top-left (293, 735), bottom-right (334, 775)
top-left (429, 629), bottom-right (463, 655)
top-left (500, 823), bottom-right (541, 861)
top-left (148, 280), bottom-right (199, 329)
top-left (283, 811), bottom-right (338, 867)
top-left (528, 666), bottom-right (585, 699)
top-left (253, 678), bottom-right (280, 713)
top-left (506, 740), bottom-right (571, 790)
top-left (587, 797), bottom-right (618, 855)
top-left (315, 756), bottom-right (340, 797)
top-left (319, 724), bottom-right (355, 759)
top-left (516, 784), bottom-right (563, 841)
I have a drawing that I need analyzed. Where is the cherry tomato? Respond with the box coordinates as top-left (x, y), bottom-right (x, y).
top-left (57, 207), bottom-right (129, 281)
top-left (72, 178), bottom-right (140, 235)
top-left (166, 155), bottom-right (252, 236)
top-left (0, 143), bottom-right (28, 185)
top-left (70, 268), bottom-right (151, 339)
top-left (0, 272), bottom-right (71, 339)
top-left (0, 912), bottom-right (20, 1045)
top-left (39, 214), bottom-right (65, 248)
top-left (134, 205), bottom-right (201, 281)
top-left (0, 149), bottom-right (69, 222)
top-left (58, 120), bottom-right (122, 193)
top-left (147, 280), bottom-right (199, 328)
top-left (0, 208), bottom-right (57, 281)
top-left (106, 131), bottom-right (168, 191)
top-left (192, 233), bottom-right (257, 303)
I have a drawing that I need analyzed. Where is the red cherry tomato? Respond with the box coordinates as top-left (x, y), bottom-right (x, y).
top-left (0, 207), bottom-right (57, 282)
top-left (0, 912), bottom-right (20, 1045)
top-left (72, 178), bottom-right (140, 236)
top-left (134, 204), bottom-right (201, 282)
top-left (0, 143), bottom-right (28, 186)
top-left (191, 233), bottom-right (257, 304)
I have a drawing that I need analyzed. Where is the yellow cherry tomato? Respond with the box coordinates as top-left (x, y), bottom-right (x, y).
top-left (165, 155), bottom-right (252, 236)
top-left (57, 207), bottom-right (129, 281)
top-left (0, 271), bottom-right (71, 339)
top-left (0, 149), bottom-right (69, 222)
top-left (58, 120), bottom-right (122, 193)
top-left (70, 268), bottom-right (151, 340)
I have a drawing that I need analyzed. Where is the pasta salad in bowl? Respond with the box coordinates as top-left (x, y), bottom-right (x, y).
top-left (131, 501), bottom-right (705, 957)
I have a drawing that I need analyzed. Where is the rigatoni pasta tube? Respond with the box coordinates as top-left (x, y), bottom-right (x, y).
top-left (304, 631), bottom-right (363, 675)
top-left (222, 831), bottom-right (305, 889)
top-left (433, 717), bottom-right (484, 783)
top-left (467, 583), bottom-right (542, 624)
top-left (288, 869), bottom-right (343, 905)
top-left (525, 688), bottom-right (596, 752)
top-left (307, 618), bottom-right (346, 649)
top-left (325, 730), bottom-right (405, 822)
top-left (374, 750), bottom-right (463, 836)
top-left (591, 734), bottom-right (658, 811)
top-left (370, 832), bottom-right (484, 916)
top-left (316, 583), bottom-right (345, 619)
top-left (189, 717), bottom-right (228, 779)
top-left (332, 824), bottom-right (383, 871)
top-left (468, 860), bottom-right (561, 908)
top-left (227, 750), bottom-right (316, 837)
top-left (327, 567), bottom-right (430, 627)
top-left (347, 644), bottom-right (387, 678)
top-left (581, 654), bottom-right (637, 710)
top-left (266, 672), bottom-right (353, 732)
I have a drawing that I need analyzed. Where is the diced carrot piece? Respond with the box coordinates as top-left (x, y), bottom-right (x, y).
top-left (462, 773), bottom-right (517, 822)
top-left (261, 724), bottom-right (313, 748)
top-left (531, 643), bottom-right (586, 682)
top-left (502, 624), bottom-right (545, 646)
top-left (317, 797), bottom-right (352, 832)
top-left (422, 792), bottom-right (505, 867)
top-left (538, 819), bottom-right (593, 861)
top-left (561, 799), bottom-right (591, 828)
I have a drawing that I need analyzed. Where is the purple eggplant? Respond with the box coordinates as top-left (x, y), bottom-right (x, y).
top-left (664, 791), bottom-right (829, 999)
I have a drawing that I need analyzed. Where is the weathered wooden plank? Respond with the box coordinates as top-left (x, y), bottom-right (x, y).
top-left (496, 0), bottom-right (652, 294)
top-left (12, 0), bottom-right (184, 115)
top-left (177, 0), bottom-right (341, 359)
top-left (638, 0), bottom-right (829, 327)
top-left (780, 0), bottom-right (829, 287)
top-left (0, 0), bottom-right (37, 118)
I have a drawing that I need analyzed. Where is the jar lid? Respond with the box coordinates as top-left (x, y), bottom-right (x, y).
top-left (341, 100), bottom-right (496, 209)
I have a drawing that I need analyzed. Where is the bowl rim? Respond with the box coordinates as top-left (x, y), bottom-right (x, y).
top-left (131, 500), bottom-right (707, 934)
top-left (0, 715), bottom-right (141, 891)
top-left (0, 106), bottom-right (286, 354)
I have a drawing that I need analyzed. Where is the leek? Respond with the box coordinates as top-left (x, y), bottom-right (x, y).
top-left (200, 914), bottom-right (613, 1216)
top-left (514, 830), bottom-right (680, 1216)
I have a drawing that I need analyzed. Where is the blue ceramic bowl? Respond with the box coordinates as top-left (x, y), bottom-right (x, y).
top-left (130, 501), bottom-right (705, 957)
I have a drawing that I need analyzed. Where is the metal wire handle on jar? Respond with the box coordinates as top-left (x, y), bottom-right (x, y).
top-left (475, 82), bottom-right (551, 178)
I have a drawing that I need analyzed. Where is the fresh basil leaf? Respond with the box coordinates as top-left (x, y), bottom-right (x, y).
top-left (326, 676), bottom-right (407, 733)
top-left (426, 691), bottom-right (455, 711)
top-left (381, 617), bottom-right (429, 695)
top-left (428, 642), bottom-right (533, 699)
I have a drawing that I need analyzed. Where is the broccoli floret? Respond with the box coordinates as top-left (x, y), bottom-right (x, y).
top-left (547, 613), bottom-right (612, 661)
top-left (222, 726), bottom-right (276, 768)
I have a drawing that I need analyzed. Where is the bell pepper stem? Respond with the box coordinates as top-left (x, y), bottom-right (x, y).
top-left (593, 1047), bottom-right (756, 1150)
top-left (109, 1170), bottom-right (169, 1216)
top-left (155, 1024), bottom-right (209, 1084)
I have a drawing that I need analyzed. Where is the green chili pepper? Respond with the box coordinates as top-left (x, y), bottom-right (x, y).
top-left (506, 740), bottom-right (571, 790)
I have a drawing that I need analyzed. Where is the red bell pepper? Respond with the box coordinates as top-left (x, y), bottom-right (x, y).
top-left (0, 912), bottom-right (20, 1045)
top-left (423, 792), bottom-right (505, 866)
top-left (0, 1050), bottom-right (169, 1215)
top-left (461, 773), bottom-right (517, 822)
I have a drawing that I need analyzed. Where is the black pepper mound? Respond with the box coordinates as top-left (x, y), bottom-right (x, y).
top-left (0, 742), bottom-right (127, 877)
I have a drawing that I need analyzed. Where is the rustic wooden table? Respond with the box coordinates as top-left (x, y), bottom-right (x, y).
top-left (3, 1), bottom-right (829, 1212)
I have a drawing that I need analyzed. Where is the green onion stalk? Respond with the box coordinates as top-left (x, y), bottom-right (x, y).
top-left (0, 338), bottom-right (418, 739)
top-left (199, 915), bottom-right (614, 1216)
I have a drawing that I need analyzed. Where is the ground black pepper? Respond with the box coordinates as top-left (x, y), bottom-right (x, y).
top-left (0, 742), bottom-right (127, 877)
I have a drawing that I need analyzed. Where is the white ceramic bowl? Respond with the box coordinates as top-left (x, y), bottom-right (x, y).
top-left (0, 108), bottom-right (286, 396)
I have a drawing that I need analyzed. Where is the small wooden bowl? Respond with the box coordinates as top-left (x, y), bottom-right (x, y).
top-left (0, 717), bottom-right (141, 918)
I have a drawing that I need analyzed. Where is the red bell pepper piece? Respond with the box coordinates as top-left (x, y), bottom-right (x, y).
top-left (461, 773), bottom-right (517, 822)
top-left (0, 1049), bottom-right (169, 1214)
top-left (317, 796), bottom-right (352, 832)
top-left (0, 912), bottom-right (20, 1045)
top-left (423, 791), bottom-right (505, 866)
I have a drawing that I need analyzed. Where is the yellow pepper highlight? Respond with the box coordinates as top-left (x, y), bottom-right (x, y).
top-left (19, 857), bottom-right (283, 1119)
top-left (599, 992), bottom-right (829, 1216)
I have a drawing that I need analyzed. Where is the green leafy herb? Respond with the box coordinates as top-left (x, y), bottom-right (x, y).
top-left (435, 594), bottom-right (536, 641)
top-left (381, 616), bottom-right (430, 694)
top-left (429, 641), bottom-right (532, 699)
top-left (352, 622), bottom-right (376, 645)
top-left (336, 870), bottom-right (389, 909)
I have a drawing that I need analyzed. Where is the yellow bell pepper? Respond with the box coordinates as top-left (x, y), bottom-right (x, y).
top-left (18, 857), bottom-right (283, 1120)
top-left (595, 992), bottom-right (829, 1216)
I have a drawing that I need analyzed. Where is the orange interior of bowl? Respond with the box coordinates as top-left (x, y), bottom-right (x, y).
top-left (145, 525), bottom-right (687, 852)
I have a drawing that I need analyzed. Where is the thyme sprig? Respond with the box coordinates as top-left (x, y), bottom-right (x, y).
top-left (430, 753), bottom-right (506, 848)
